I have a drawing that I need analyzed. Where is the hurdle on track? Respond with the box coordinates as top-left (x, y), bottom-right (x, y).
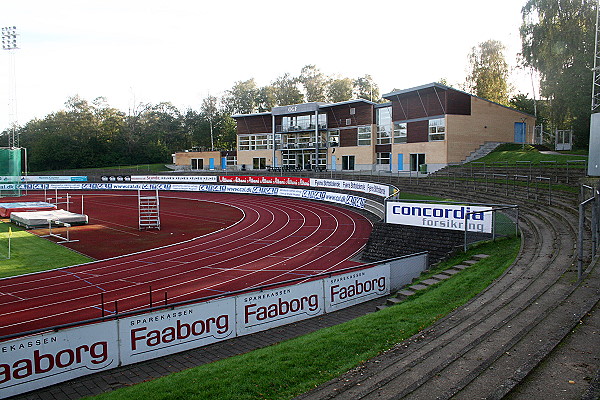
top-left (44, 190), bottom-right (84, 214)
top-left (40, 220), bottom-right (79, 243)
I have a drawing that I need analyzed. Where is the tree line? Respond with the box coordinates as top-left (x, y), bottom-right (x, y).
top-left (3, 0), bottom-right (595, 172)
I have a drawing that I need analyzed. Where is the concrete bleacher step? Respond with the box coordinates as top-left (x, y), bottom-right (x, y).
top-left (386, 297), bottom-right (404, 306)
top-left (378, 254), bottom-right (490, 311)
top-left (453, 264), bottom-right (470, 270)
top-left (397, 289), bottom-right (416, 299)
top-left (442, 268), bottom-right (461, 276)
top-left (409, 283), bottom-right (428, 291)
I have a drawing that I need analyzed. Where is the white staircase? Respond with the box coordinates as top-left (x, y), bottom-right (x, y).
top-left (138, 190), bottom-right (160, 230)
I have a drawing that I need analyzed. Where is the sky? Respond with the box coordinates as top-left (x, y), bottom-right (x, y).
top-left (0, 0), bottom-right (536, 131)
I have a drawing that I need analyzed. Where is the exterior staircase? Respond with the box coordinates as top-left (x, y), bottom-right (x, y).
top-left (462, 141), bottom-right (503, 163)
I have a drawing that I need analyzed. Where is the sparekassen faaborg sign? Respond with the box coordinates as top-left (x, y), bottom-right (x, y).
top-left (386, 202), bottom-right (493, 233)
top-left (0, 262), bottom-right (397, 398)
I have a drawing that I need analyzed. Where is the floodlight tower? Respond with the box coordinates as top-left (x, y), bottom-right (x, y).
top-left (1, 26), bottom-right (19, 149)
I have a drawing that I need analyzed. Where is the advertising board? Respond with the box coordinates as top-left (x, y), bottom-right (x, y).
top-left (219, 176), bottom-right (310, 186)
top-left (0, 323), bottom-right (118, 398)
top-left (311, 178), bottom-right (390, 197)
top-left (386, 201), bottom-right (493, 233)
top-left (324, 265), bottom-right (390, 312)
top-left (236, 281), bottom-right (324, 335)
top-left (120, 298), bottom-right (235, 364)
top-left (131, 175), bottom-right (218, 182)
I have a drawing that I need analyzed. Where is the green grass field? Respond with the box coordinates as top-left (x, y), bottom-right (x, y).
top-left (0, 222), bottom-right (92, 279)
top-left (472, 143), bottom-right (588, 165)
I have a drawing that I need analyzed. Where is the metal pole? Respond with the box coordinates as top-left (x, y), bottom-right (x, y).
top-left (515, 207), bottom-right (520, 237)
top-left (464, 214), bottom-right (468, 252)
top-left (592, 195), bottom-right (598, 259)
top-left (492, 210), bottom-right (496, 242)
top-left (578, 202), bottom-right (585, 281)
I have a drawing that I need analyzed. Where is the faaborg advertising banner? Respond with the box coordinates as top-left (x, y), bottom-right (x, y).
top-left (325, 265), bottom-right (390, 312)
top-left (121, 298), bottom-right (235, 364)
top-left (386, 201), bottom-right (493, 233)
top-left (237, 281), bottom-right (324, 335)
top-left (0, 323), bottom-right (118, 398)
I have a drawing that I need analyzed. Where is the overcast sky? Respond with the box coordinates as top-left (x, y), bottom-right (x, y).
top-left (0, 0), bottom-right (535, 130)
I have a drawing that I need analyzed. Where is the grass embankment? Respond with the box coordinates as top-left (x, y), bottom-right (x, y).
top-left (90, 236), bottom-right (520, 400)
top-left (0, 222), bottom-right (92, 279)
top-left (472, 144), bottom-right (587, 165)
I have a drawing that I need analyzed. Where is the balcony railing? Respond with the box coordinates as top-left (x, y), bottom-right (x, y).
top-left (277, 141), bottom-right (328, 150)
top-left (275, 123), bottom-right (327, 133)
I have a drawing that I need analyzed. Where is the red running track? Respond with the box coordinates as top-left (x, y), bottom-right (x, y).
top-left (0, 192), bottom-right (373, 338)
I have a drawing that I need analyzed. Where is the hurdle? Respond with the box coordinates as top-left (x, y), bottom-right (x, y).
top-left (44, 190), bottom-right (85, 214)
top-left (41, 220), bottom-right (79, 243)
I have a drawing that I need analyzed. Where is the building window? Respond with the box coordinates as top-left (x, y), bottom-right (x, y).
top-left (279, 114), bottom-right (327, 132)
top-left (346, 118), bottom-right (352, 126)
top-left (350, 107), bottom-right (356, 115)
top-left (393, 122), bottom-right (407, 144)
top-left (253, 157), bottom-right (266, 169)
top-left (358, 125), bottom-right (372, 146)
top-left (328, 129), bottom-right (340, 147)
top-left (238, 134), bottom-right (272, 150)
top-left (376, 107), bottom-right (392, 144)
top-left (376, 152), bottom-right (391, 165)
top-left (429, 118), bottom-right (446, 141)
top-left (226, 155), bottom-right (237, 166)
top-left (342, 155), bottom-right (355, 170)
top-left (191, 159), bottom-right (203, 170)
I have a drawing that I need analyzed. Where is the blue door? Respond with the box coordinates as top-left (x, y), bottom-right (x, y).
top-left (398, 154), bottom-right (404, 171)
top-left (331, 155), bottom-right (336, 171)
top-left (221, 157), bottom-right (227, 170)
top-left (209, 158), bottom-right (215, 170)
top-left (514, 122), bottom-right (526, 143)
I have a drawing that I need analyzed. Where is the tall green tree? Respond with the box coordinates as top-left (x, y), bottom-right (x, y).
top-left (327, 77), bottom-right (354, 103)
top-left (353, 75), bottom-right (380, 102)
top-left (299, 65), bottom-right (328, 102)
top-left (222, 79), bottom-right (259, 114)
top-left (465, 40), bottom-right (511, 105)
top-left (256, 85), bottom-right (277, 112)
top-left (272, 73), bottom-right (304, 105)
top-left (520, 0), bottom-right (596, 147)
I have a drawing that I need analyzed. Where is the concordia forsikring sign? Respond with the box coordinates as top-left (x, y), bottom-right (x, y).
top-left (386, 201), bottom-right (493, 233)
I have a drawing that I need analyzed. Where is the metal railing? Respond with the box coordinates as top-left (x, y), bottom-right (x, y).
top-left (578, 183), bottom-right (600, 280)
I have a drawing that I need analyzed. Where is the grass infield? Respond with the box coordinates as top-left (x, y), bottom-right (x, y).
top-left (89, 236), bottom-right (520, 400)
top-left (0, 222), bottom-right (92, 279)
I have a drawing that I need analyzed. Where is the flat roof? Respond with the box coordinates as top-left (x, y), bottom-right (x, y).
top-left (382, 82), bottom-right (452, 99)
top-left (231, 111), bottom-right (271, 119)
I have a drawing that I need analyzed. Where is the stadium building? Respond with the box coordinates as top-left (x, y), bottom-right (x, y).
top-left (175, 82), bottom-right (535, 173)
